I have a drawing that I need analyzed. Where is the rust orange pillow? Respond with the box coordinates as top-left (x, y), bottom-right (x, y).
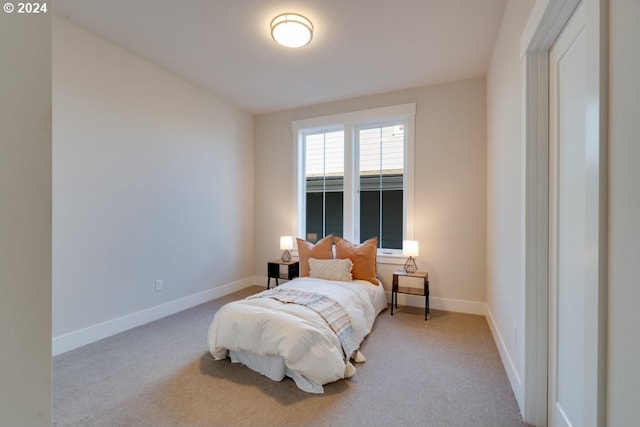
top-left (296, 235), bottom-right (334, 277)
top-left (335, 236), bottom-right (378, 285)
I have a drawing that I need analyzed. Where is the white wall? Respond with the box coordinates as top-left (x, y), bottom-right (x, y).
top-left (0, 12), bottom-right (52, 427)
top-left (52, 18), bottom-right (255, 350)
top-left (608, 0), bottom-right (640, 424)
top-left (485, 0), bottom-right (535, 410)
top-left (255, 78), bottom-right (487, 312)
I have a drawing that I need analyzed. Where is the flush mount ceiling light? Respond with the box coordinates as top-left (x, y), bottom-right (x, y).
top-left (270, 13), bottom-right (313, 48)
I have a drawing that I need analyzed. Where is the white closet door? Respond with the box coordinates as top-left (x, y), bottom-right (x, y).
top-left (548, 2), bottom-right (590, 427)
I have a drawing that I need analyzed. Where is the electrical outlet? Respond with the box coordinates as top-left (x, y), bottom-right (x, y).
top-left (155, 279), bottom-right (163, 292)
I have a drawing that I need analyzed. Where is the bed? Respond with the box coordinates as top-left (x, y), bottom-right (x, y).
top-left (207, 235), bottom-right (387, 393)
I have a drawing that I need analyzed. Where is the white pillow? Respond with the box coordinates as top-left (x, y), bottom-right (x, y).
top-left (308, 257), bottom-right (353, 282)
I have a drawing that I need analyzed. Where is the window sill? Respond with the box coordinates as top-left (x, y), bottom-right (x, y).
top-left (289, 250), bottom-right (408, 265)
top-left (376, 252), bottom-right (406, 265)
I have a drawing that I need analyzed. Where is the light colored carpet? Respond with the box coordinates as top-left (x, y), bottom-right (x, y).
top-left (53, 286), bottom-right (525, 427)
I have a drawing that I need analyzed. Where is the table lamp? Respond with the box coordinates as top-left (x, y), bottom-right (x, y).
top-left (403, 240), bottom-right (419, 274)
top-left (280, 236), bottom-right (293, 262)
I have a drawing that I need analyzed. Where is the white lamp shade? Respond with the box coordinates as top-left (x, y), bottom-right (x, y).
top-left (271, 13), bottom-right (313, 48)
top-left (280, 235), bottom-right (294, 250)
top-left (402, 240), bottom-right (419, 257)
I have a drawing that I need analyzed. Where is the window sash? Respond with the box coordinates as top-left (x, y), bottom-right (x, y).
top-left (355, 122), bottom-right (405, 249)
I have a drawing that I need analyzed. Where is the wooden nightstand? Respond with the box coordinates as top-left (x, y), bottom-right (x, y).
top-left (391, 270), bottom-right (429, 320)
top-left (267, 260), bottom-right (299, 289)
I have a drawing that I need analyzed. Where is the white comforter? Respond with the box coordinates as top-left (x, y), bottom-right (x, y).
top-left (207, 277), bottom-right (387, 393)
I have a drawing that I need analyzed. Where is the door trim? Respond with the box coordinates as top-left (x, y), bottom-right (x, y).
top-left (521, 0), bottom-right (608, 425)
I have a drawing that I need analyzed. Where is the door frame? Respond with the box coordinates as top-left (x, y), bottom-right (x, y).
top-left (521, 0), bottom-right (608, 425)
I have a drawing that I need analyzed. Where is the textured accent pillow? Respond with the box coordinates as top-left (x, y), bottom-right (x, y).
top-left (296, 235), bottom-right (334, 277)
top-left (308, 258), bottom-right (353, 282)
top-left (335, 236), bottom-right (378, 285)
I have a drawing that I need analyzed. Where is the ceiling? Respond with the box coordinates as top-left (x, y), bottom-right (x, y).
top-left (53, 0), bottom-right (507, 115)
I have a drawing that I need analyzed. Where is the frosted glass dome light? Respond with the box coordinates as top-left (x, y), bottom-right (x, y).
top-left (271, 13), bottom-right (313, 48)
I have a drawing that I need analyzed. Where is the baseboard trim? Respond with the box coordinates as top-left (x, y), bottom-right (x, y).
top-left (52, 278), bottom-right (500, 359)
top-left (52, 277), bottom-right (255, 356)
top-left (431, 296), bottom-right (487, 315)
top-left (485, 306), bottom-right (524, 409)
top-left (390, 292), bottom-right (487, 316)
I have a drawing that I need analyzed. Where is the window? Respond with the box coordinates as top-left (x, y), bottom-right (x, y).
top-left (293, 104), bottom-right (415, 254)
top-left (304, 130), bottom-right (344, 240)
top-left (358, 124), bottom-right (404, 249)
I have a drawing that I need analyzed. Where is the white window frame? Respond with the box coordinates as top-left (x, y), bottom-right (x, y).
top-left (292, 103), bottom-right (416, 263)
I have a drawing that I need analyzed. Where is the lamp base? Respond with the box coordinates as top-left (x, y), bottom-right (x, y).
top-left (281, 250), bottom-right (291, 262)
top-left (404, 256), bottom-right (417, 274)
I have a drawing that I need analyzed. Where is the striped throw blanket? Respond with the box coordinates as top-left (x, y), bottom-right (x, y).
top-left (249, 287), bottom-right (359, 361)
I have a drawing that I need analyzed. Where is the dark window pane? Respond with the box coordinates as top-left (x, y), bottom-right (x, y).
top-left (306, 191), bottom-right (343, 241)
top-left (381, 190), bottom-right (403, 249)
top-left (360, 191), bottom-right (380, 244)
top-left (305, 193), bottom-right (323, 243)
top-left (360, 189), bottom-right (403, 249)
top-left (325, 192), bottom-right (343, 237)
